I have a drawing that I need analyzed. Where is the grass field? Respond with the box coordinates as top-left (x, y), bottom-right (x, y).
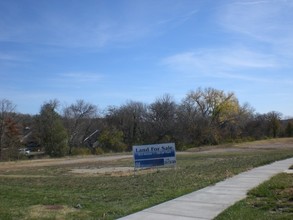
top-left (215, 173), bottom-right (293, 220)
top-left (0, 139), bottom-right (293, 219)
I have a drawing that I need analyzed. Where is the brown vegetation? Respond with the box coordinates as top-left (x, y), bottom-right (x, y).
top-left (1, 87), bottom-right (292, 161)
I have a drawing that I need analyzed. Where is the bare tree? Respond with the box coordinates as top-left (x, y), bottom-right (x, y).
top-left (176, 97), bottom-right (204, 147)
top-left (285, 121), bottom-right (293, 137)
top-left (0, 99), bottom-right (17, 160)
top-left (146, 94), bottom-right (177, 143)
top-left (63, 100), bottom-right (98, 154)
top-left (266, 111), bottom-right (282, 138)
top-left (106, 101), bottom-right (147, 149)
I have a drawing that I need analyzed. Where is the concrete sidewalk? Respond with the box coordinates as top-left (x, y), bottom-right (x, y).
top-left (119, 157), bottom-right (293, 220)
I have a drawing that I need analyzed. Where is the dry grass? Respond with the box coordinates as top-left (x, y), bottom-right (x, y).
top-left (0, 138), bottom-right (292, 219)
top-left (25, 205), bottom-right (78, 220)
top-left (186, 138), bottom-right (293, 153)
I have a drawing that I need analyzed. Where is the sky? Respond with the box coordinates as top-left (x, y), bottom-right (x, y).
top-left (0, 0), bottom-right (293, 117)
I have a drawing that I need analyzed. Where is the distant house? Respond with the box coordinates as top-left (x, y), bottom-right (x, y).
top-left (19, 127), bottom-right (42, 152)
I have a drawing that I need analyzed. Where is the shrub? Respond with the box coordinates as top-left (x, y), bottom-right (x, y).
top-left (98, 128), bottom-right (127, 152)
top-left (71, 147), bottom-right (92, 156)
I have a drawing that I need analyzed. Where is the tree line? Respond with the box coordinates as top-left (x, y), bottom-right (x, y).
top-left (0, 87), bottom-right (292, 160)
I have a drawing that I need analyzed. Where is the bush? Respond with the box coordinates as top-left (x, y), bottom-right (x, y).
top-left (71, 147), bottom-right (92, 156)
top-left (98, 128), bottom-right (127, 152)
top-left (93, 147), bottom-right (104, 155)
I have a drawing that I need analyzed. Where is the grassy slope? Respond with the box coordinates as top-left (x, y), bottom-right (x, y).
top-left (215, 173), bottom-right (293, 220)
top-left (0, 140), bottom-right (292, 219)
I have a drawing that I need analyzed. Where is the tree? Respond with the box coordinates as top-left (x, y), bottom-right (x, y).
top-left (2, 117), bottom-right (20, 160)
top-left (183, 88), bottom-right (242, 144)
top-left (0, 99), bottom-right (17, 160)
top-left (285, 121), bottom-right (293, 137)
top-left (146, 94), bottom-right (177, 143)
top-left (97, 127), bottom-right (127, 152)
top-left (37, 100), bottom-right (68, 157)
top-left (266, 111), bottom-right (282, 138)
top-left (63, 100), bottom-right (98, 154)
top-left (106, 101), bottom-right (147, 149)
top-left (176, 97), bottom-right (200, 148)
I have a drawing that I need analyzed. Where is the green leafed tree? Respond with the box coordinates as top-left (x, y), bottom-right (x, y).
top-left (36, 100), bottom-right (68, 157)
top-left (97, 127), bottom-right (127, 152)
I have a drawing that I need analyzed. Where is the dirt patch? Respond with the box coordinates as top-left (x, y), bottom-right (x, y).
top-left (71, 167), bottom-right (134, 176)
top-left (26, 205), bottom-right (78, 220)
top-left (70, 167), bottom-right (169, 176)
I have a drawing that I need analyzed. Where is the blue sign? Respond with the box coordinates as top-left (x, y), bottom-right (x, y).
top-left (133, 143), bottom-right (176, 168)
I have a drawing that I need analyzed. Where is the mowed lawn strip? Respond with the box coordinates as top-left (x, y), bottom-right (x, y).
top-left (215, 172), bottom-right (293, 220)
top-left (0, 149), bottom-right (293, 219)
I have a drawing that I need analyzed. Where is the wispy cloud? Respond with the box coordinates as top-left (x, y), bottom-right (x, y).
top-left (162, 46), bottom-right (279, 77)
top-left (218, 48), bottom-right (278, 68)
top-left (0, 52), bottom-right (29, 62)
top-left (165, 0), bottom-right (290, 87)
top-left (0, 53), bottom-right (17, 61)
top-left (0, 0), bottom-right (200, 49)
top-left (58, 72), bottom-right (104, 84)
top-left (217, 0), bottom-right (293, 55)
top-left (61, 73), bottom-right (103, 81)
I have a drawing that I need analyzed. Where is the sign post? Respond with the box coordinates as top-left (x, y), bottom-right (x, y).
top-left (133, 143), bottom-right (176, 168)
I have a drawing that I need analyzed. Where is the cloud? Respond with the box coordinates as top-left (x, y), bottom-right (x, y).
top-left (61, 73), bottom-right (103, 81)
top-left (162, 46), bottom-right (279, 76)
top-left (217, 0), bottom-right (293, 54)
top-left (0, 0), bottom-right (200, 49)
top-left (218, 48), bottom-right (278, 68)
top-left (0, 52), bottom-right (29, 62)
top-left (28, 72), bottom-right (106, 91)
top-left (0, 53), bottom-right (18, 61)
top-left (57, 73), bottom-right (104, 85)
